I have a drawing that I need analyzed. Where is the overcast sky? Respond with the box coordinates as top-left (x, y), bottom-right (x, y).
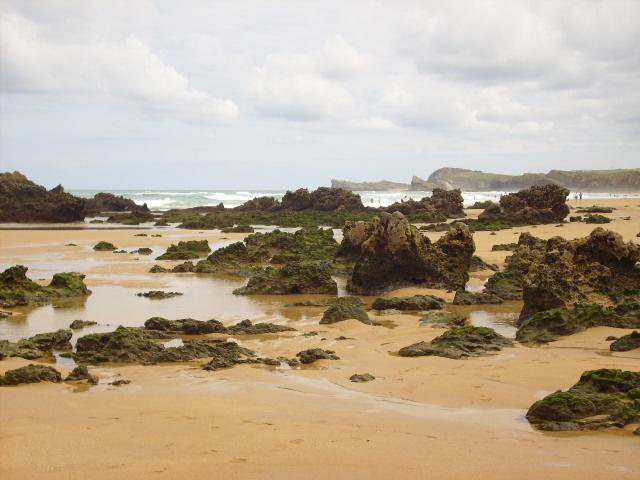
top-left (1, 1), bottom-right (639, 189)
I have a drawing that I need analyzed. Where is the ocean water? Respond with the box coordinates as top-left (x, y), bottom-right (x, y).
top-left (69, 189), bottom-right (639, 211)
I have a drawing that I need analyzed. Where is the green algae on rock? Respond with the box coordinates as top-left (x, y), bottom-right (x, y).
top-left (610, 331), bottom-right (640, 352)
top-left (320, 297), bottom-right (370, 325)
top-left (419, 311), bottom-right (468, 328)
top-left (156, 240), bottom-right (211, 260)
top-left (0, 364), bottom-right (62, 386)
top-left (233, 262), bottom-right (337, 295)
top-left (453, 291), bottom-right (503, 305)
top-left (296, 348), bottom-right (340, 364)
top-left (398, 326), bottom-right (513, 359)
top-left (0, 265), bottom-right (91, 308)
top-left (372, 295), bottom-right (445, 311)
top-left (350, 373), bottom-right (375, 383)
top-left (526, 369), bottom-right (640, 431)
top-left (93, 241), bottom-right (117, 251)
top-left (144, 317), bottom-right (295, 335)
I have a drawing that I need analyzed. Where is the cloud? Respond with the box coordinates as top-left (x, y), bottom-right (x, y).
top-left (0, 9), bottom-right (239, 124)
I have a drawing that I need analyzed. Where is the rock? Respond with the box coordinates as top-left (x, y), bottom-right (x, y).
top-left (156, 240), bottom-right (211, 260)
top-left (419, 311), bottom-right (468, 328)
top-left (468, 200), bottom-right (496, 209)
top-left (65, 365), bottom-right (98, 384)
top-left (320, 297), bottom-right (370, 325)
top-left (19, 329), bottom-right (73, 351)
top-left (149, 265), bottom-right (170, 273)
top-left (134, 233), bottom-right (148, 237)
top-left (296, 348), bottom-right (340, 364)
top-left (469, 255), bottom-right (498, 272)
top-left (0, 364), bottom-right (62, 385)
top-left (171, 261), bottom-right (195, 273)
top-left (136, 291), bottom-right (183, 299)
top-left (610, 331), bottom-right (640, 352)
top-left (516, 300), bottom-right (640, 343)
top-left (281, 187), bottom-right (364, 211)
top-left (83, 192), bottom-right (149, 216)
top-left (110, 379), bottom-right (131, 386)
top-left (385, 188), bottom-right (465, 221)
top-left (74, 326), bottom-right (248, 364)
top-left (569, 216), bottom-right (582, 222)
top-left (344, 212), bottom-right (474, 294)
top-left (201, 341), bottom-right (257, 370)
top-left (491, 243), bottom-right (517, 251)
top-left (226, 319), bottom-right (295, 335)
top-left (135, 248), bottom-right (153, 255)
top-left (0, 172), bottom-right (85, 222)
top-left (606, 336), bottom-right (619, 341)
top-left (93, 241), bottom-right (117, 251)
top-left (143, 317), bottom-right (294, 335)
top-left (220, 225), bottom-right (254, 233)
top-left (234, 262), bottom-right (338, 295)
top-left (584, 214), bottom-right (611, 224)
top-left (350, 373), bottom-right (375, 383)
top-left (372, 295), bottom-right (445, 311)
top-left (398, 326), bottom-right (513, 359)
top-left (0, 266), bottom-right (91, 308)
top-left (576, 206), bottom-right (614, 214)
top-left (453, 291), bottom-right (504, 305)
top-left (519, 228), bottom-right (640, 321)
top-left (526, 369), bottom-right (640, 431)
top-left (478, 184), bottom-right (570, 225)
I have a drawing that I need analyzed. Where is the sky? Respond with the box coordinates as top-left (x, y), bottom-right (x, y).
top-left (0, 0), bottom-right (639, 189)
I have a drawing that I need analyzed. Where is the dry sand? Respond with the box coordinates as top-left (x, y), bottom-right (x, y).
top-left (0, 198), bottom-right (639, 479)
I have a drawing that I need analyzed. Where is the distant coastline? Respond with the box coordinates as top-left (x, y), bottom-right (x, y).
top-left (332, 167), bottom-right (640, 193)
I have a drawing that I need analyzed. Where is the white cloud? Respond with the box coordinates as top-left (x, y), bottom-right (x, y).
top-left (0, 9), bottom-right (239, 124)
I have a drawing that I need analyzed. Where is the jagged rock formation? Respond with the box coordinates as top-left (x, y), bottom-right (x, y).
top-left (156, 240), bottom-right (211, 260)
top-left (478, 184), bottom-right (570, 225)
top-left (384, 189), bottom-right (465, 221)
top-left (610, 331), bottom-right (640, 352)
top-left (296, 348), bottom-right (339, 364)
top-left (0, 171), bottom-right (85, 222)
top-left (398, 326), bottom-right (513, 359)
top-left (143, 317), bottom-right (295, 335)
top-left (453, 291), bottom-right (503, 305)
top-left (0, 265), bottom-right (91, 308)
top-left (526, 369), bottom-right (640, 431)
top-left (343, 212), bottom-right (474, 294)
top-left (519, 228), bottom-right (640, 321)
top-left (319, 297), bottom-right (370, 325)
top-left (237, 187), bottom-right (365, 212)
top-left (372, 295), bottom-right (445, 311)
top-left (0, 329), bottom-right (73, 360)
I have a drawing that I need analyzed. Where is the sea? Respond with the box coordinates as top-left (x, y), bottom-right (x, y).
top-left (68, 189), bottom-right (639, 211)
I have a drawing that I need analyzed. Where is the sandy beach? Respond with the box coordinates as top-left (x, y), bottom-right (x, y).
top-left (1, 197), bottom-right (639, 479)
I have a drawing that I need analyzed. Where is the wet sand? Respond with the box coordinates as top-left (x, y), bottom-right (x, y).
top-left (1, 198), bottom-right (639, 479)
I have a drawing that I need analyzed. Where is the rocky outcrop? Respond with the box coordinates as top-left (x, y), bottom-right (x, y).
top-left (584, 214), bottom-right (611, 224)
top-left (344, 212), bottom-right (474, 294)
top-left (143, 317), bottom-right (295, 335)
top-left (201, 342), bottom-right (259, 370)
top-left (385, 189), bottom-right (465, 221)
top-left (398, 326), bottom-right (513, 359)
top-left (610, 331), bottom-right (640, 352)
top-left (372, 295), bottom-right (445, 311)
top-left (516, 299), bottom-right (640, 343)
top-left (156, 240), bottom-right (211, 260)
top-left (281, 187), bottom-right (364, 211)
top-left (0, 171), bottom-right (85, 222)
top-left (519, 228), bottom-right (640, 321)
top-left (453, 291), bottom-right (503, 305)
top-left (419, 311), bottom-right (468, 328)
top-left (320, 297), bottom-right (370, 325)
top-left (234, 262), bottom-right (338, 295)
top-left (70, 320), bottom-right (97, 330)
top-left (1, 329), bottom-right (73, 360)
top-left (93, 241), bottom-right (117, 251)
top-left (526, 369), bottom-right (640, 431)
top-left (65, 365), bottom-right (98, 384)
top-left (0, 265), bottom-right (91, 308)
top-left (478, 184), bottom-right (570, 225)
top-left (0, 364), bottom-right (62, 386)
top-left (83, 192), bottom-right (149, 216)
top-left (469, 255), bottom-right (498, 272)
top-left (331, 179), bottom-right (409, 191)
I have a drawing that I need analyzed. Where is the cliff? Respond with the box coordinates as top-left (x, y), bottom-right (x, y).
top-left (331, 179), bottom-right (409, 191)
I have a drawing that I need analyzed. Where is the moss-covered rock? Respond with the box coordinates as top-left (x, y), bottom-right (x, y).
top-left (584, 214), bottom-right (611, 224)
top-left (0, 265), bottom-right (91, 308)
top-left (419, 311), bottom-right (468, 328)
top-left (156, 240), bottom-right (211, 260)
top-left (398, 326), bottom-right (513, 359)
top-left (469, 255), bottom-right (498, 272)
top-left (136, 291), bottom-right (183, 299)
top-left (491, 243), bottom-right (517, 251)
top-left (372, 295), bottom-right (445, 311)
top-left (65, 365), bottom-right (98, 384)
top-left (0, 364), bottom-right (62, 385)
top-left (220, 225), bottom-right (254, 233)
top-left (200, 341), bottom-right (259, 370)
top-left (526, 369), bottom-right (640, 431)
top-left (69, 320), bottom-right (97, 330)
top-left (135, 247), bottom-right (153, 255)
top-left (350, 373), bottom-right (375, 382)
top-left (516, 300), bottom-right (640, 343)
top-left (610, 331), bottom-right (640, 352)
top-left (320, 297), bottom-right (370, 324)
top-left (143, 317), bottom-right (294, 335)
top-left (93, 241), bottom-right (116, 251)
top-left (234, 262), bottom-right (337, 295)
top-left (453, 291), bottom-right (504, 305)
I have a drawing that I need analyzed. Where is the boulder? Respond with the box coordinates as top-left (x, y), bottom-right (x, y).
top-left (65, 365), bottom-right (99, 384)
top-left (350, 373), bottom-right (375, 383)
top-left (296, 348), bottom-right (340, 364)
top-left (344, 212), bottom-right (474, 294)
top-left (584, 214), bottom-right (611, 224)
top-left (385, 188), bottom-right (465, 221)
top-left (478, 184), bottom-right (570, 225)
top-left (93, 241), bottom-right (116, 251)
top-left (156, 240), bottom-right (211, 260)
top-left (398, 326), bottom-right (513, 359)
top-left (419, 311), bottom-right (468, 328)
top-left (200, 342), bottom-right (258, 370)
top-left (372, 295), bottom-right (445, 311)
top-left (0, 364), bottom-right (62, 385)
top-left (526, 369), bottom-right (640, 431)
top-left (83, 192), bottom-right (149, 216)
top-left (320, 297), bottom-right (370, 325)
top-left (0, 172), bottom-right (85, 222)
